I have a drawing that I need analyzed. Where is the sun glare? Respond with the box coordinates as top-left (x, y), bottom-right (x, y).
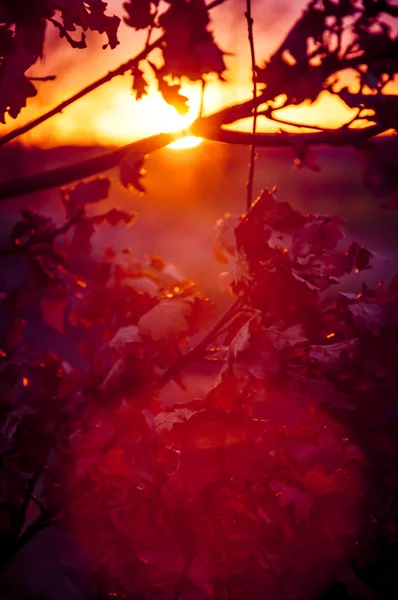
top-left (168, 136), bottom-right (202, 150)
top-left (91, 89), bottom-right (205, 149)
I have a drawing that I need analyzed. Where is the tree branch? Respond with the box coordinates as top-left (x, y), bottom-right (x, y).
top-left (0, 93), bottom-right (266, 201)
top-left (0, 119), bottom-right (385, 202)
top-left (0, 132), bottom-right (175, 201)
top-left (200, 123), bottom-right (384, 147)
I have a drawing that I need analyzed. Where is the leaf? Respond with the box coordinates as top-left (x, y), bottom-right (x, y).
top-left (69, 218), bottom-right (95, 256)
top-left (159, 0), bottom-right (225, 81)
top-left (230, 319), bottom-right (281, 379)
top-left (0, 71), bottom-right (38, 124)
top-left (61, 178), bottom-right (111, 218)
top-left (309, 339), bottom-right (359, 369)
top-left (55, 0), bottom-right (121, 49)
top-left (303, 466), bottom-right (348, 495)
top-left (229, 320), bottom-right (251, 357)
top-left (119, 153), bottom-right (146, 193)
top-left (291, 270), bottom-right (320, 291)
top-left (154, 408), bottom-right (195, 435)
top-left (159, 79), bottom-right (190, 116)
top-left (40, 289), bottom-right (69, 333)
top-left (196, 39), bottom-right (226, 76)
top-left (348, 301), bottom-right (388, 336)
top-left (100, 357), bottom-right (126, 395)
top-left (290, 373), bottom-right (357, 410)
top-left (12, 209), bottom-right (55, 247)
top-left (1, 405), bottom-right (38, 441)
top-left (123, 0), bottom-right (155, 30)
top-left (121, 276), bottom-right (159, 295)
top-left (292, 216), bottom-right (346, 258)
top-left (271, 482), bottom-right (314, 524)
top-left (131, 65), bottom-right (149, 100)
top-left (109, 325), bottom-right (143, 356)
top-left (213, 213), bottom-right (240, 264)
top-left (149, 61), bottom-right (189, 115)
top-left (92, 208), bottom-right (137, 227)
top-left (267, 324), bottom-right (308, 350)
top-left (6, 317), bottom-right (26, 350)
top-left (138, 299), bottom-right (192, 340)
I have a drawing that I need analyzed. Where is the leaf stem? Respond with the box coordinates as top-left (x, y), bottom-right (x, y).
top-left (245, 0), bottom-right (258, 211)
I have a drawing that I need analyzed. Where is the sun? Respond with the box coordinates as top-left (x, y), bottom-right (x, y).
top-left (93, 90), bottom-right (204, 148)
top-left (149, 99), bottom-right (203, 149)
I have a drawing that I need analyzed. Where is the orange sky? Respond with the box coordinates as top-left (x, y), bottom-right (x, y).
top-left (2, 0), bottom-right (396, 148)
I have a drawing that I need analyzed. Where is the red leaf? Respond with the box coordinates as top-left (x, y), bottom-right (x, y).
top-left (108, 325), bottom-right (143, 357)
top-left (69, 218), bottom-right (95, 256)
top-left (92, 208), bottom-right (137, 227)
top-left (61, 178), bottom-right (110, 218)
top-left (138, 299), bottom-right (192, 341)
top-left (309, 339), bottom-right (359, 369)
top-left (271, 481), bottom-right (314, 524)
top-left (348, 301), bottom-right (388, 336)
top-left (119, 153), bottom-right (146, 193)
top-left (230, 319), bottom-right (281, 379)
top-left (40, 288), bottom-right (69, 333)
top-left (266, 324), bottom-right (308, 350)
top-left (154, 408), bottom-right (197, 436)
top-left (6, 317), bottom-right (26, 350)
top-left (292, 216), bottom-right (346, 258)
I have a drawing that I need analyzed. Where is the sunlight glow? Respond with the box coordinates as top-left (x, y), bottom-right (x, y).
top-left (168, 136), bottom-right (203, 149)
top-left (92, 88), bottom-right (205, 146)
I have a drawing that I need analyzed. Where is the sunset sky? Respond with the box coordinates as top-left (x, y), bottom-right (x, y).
top-left (3, 0), bottom-right (396, 147)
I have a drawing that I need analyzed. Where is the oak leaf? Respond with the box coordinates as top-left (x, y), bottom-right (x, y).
top-left (138, 299), bottom-right (192, 340)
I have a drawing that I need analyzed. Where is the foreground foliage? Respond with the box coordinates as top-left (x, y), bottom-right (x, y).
top-left (0, 181), bottom-right (398, 599)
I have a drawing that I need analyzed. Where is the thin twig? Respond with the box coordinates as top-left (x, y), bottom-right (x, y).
top-left (0, 209), bottom-right (84, 257)
top-left (259, 108), bottom-right (330, 132)
top-left (0, 0), bottom-right (226, 147)
top-left (200, 123), bottom-right (384, 146)
top-left (27, 75), bottom-right (56, 82)
top-left (199, 79), bottom-right (206, 118)
top-left (245, 0), bottom-right (258, 211)
top-left (21, 472), bottom-right (41, 516)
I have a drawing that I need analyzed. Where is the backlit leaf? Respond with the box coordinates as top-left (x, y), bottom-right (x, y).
top-left (138, 299), bottom-right (192, 340)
